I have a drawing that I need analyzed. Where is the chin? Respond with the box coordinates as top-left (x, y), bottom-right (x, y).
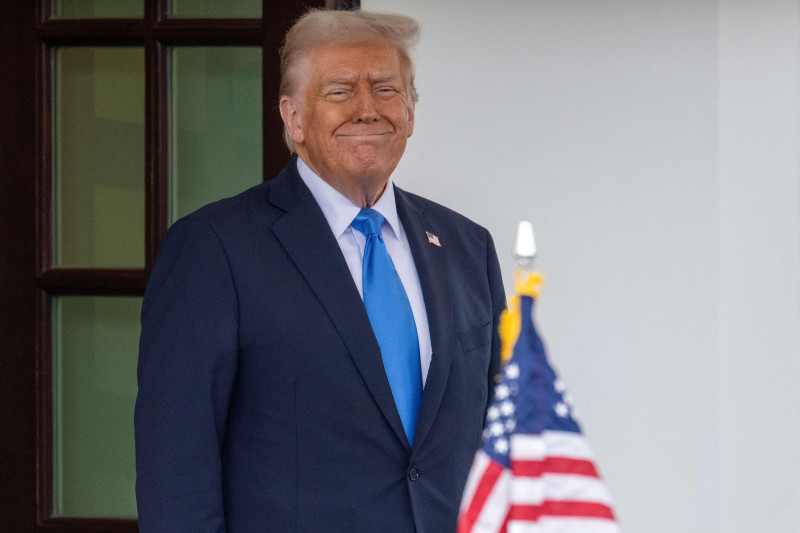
top-left (343, 156), bottom-right (392, 180)
top-left (344, 166), bottom-right (390, 184)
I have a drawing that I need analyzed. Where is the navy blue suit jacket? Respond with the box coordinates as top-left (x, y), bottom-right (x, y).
top-left (135, 159), bottom-right (506, 532)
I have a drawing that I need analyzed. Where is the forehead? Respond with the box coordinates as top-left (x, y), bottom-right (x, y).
top-left (307, 41), bottom-right (403, 85)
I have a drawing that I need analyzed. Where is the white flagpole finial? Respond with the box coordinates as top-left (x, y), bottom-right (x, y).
top-left (513, 220), bottom-right (537, 268)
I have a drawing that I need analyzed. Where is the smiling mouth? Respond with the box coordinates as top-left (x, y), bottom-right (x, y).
top-left (337, 132), bottom-right (392, 138)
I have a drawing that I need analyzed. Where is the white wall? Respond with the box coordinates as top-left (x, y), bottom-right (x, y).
top-left (718, 1), bottom-right (800, 532)
top-left (362, 1), bottom-right (800, 531)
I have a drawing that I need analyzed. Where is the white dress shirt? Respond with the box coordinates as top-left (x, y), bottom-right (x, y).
top-left (297, 157), bottom-right (433, 386)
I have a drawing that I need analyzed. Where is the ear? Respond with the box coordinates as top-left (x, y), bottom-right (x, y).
top-left (406, 102), bottom-right (415, 139)
top-left (279, 96), bottom-right (305, 145)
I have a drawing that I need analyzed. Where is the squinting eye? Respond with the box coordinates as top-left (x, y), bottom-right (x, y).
top-left (327, 89), bottom-right (351, 99)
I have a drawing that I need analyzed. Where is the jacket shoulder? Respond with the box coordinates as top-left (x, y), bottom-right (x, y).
top-left (186, 180), bottom-right (272, 226)
top-left (396, 187), bottom-right (490, 240)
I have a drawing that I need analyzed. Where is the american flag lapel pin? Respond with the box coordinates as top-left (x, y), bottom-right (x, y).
top-left (426, 231), bottom-right (441, 247)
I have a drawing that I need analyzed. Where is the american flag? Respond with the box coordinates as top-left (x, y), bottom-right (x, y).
top-left (458, 292), bottom-right (621, 533)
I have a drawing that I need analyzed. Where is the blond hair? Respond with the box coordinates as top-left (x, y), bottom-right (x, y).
top-left (279, 9), bottom-right (420, 153)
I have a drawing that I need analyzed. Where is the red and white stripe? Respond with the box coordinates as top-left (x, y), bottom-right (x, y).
top-left (458, 431), bottom-right (621, 533)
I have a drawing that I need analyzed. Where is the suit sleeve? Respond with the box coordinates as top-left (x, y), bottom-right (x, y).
top-left (485, 228), bottom-right (506, 406)
top-left (135, 216), bottom-right (238, 533)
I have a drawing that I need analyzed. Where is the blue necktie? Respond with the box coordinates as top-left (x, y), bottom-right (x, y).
top-left (351, 208), bottom-right (422, 445)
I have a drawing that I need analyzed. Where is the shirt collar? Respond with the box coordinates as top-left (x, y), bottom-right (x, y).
top-left (296, 157), bottom-right (402, 241)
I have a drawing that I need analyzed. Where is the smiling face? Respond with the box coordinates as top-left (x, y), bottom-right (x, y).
top-left (279, 41), bottom-right (415, 207)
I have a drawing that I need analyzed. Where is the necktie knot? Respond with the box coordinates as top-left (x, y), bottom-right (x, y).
top-left (351, 208), bottom-right (385, 238)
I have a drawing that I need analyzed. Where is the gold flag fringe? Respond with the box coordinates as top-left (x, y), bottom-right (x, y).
top-left (498, 270), bottom-right (544, 365)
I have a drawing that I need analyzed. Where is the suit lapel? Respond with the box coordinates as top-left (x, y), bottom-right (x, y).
top-left (395, 187), bottom-right (455, 451)
top-left (269, 162), bottom-right (410, 449)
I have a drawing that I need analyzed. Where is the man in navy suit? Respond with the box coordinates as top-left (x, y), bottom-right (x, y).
top-left (135, 9), bottom-right (505, 532)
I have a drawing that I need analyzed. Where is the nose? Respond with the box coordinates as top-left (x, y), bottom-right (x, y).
top-left (352, 88), bottom-right (379, 123)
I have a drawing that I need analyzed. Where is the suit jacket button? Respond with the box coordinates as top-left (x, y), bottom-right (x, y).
top-left (408, 466), bottom-right (420, 481)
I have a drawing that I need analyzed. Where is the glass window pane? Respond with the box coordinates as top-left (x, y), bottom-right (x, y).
top-left (51, 0), bottom-right (143, 18)
top-left (170, 47), bottom-right (262, 221)
top-left (169, 0), bottom-right (261, 18)
top-left (53, 296), bottom-right (142, 518)
top-left (53, 47), bottom-right (145, 268)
